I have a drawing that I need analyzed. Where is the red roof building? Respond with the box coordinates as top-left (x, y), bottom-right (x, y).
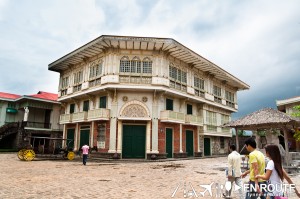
top-left (0, 91), bottom-right (58, 102)
top-left (0, 92), bottom-right (21, 100)
top-left (27, 91), bottom-right (58, 102)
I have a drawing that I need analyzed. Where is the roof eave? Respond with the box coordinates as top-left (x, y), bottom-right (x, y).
top-left (48, 35), bottom-right (250, 90)
top-left (19, 96), bottom-right (60, 104)
top-left (0, 97), bottom-right (17, 102)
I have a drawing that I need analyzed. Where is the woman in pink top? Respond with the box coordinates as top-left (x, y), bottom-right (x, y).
top-left (81, 144), bottom-right (89, 165)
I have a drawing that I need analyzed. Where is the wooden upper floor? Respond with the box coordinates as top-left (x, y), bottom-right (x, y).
top-left (49, 35), bottom-right (250, 112)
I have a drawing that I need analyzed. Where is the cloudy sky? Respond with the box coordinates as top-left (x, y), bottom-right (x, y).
top-left (0, 0), bottom-right (299, 118)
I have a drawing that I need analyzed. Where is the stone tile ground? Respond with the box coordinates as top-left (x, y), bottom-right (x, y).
top-left (0, 153), bottom-right (299, 199)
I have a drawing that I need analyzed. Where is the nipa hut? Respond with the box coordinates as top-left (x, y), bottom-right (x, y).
top-left (223, 108), bottom-right (300, 165)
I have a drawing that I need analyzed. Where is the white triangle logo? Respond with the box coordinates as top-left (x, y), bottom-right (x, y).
top-left (234, 184), bottom-right (241, 191)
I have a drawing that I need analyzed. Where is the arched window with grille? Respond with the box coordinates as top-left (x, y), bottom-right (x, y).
top-left (120, 56), bottom-right (130, 73)
top-left (142, 57), bottom-right (152, 74)
top-left (131, 57), bottom-right (141, 73)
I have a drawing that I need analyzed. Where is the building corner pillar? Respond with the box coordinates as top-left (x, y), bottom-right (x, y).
top-left (108, 90), bottom-right (118, 153)
top-left (74, 123), bottom-right (79, 151)
top-left (146, 121), bottom-right (151, 153)
top-left (180, 124), bottom-right (183, 153)
top-left (117, 120), bottom-right (122, 153)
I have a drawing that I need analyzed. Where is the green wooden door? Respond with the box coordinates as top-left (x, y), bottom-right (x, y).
top-left (166, 128), bottom-right (173, 158)
top-left (80, 129), bottom-right (90, 148)
top-left (67, 128), bottom-right (75, 149)
top-left (122, 125), bottom-right (146, 158)
top-left (186, 130), bottom-right (194, 157)
top-left (204, 138), bottom-right (211, 156)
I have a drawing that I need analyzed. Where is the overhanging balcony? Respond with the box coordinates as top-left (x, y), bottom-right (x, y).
top-left (60, 114), bottom-right (72, 124)
top-left (160, 110), bottom-right (185, 124)
top-left (185, 115), bottom-right (203, 126)
top-left (87, 108), bottom-right (110, 121)
top-left (25, 121), bottom-right (51, 129)
top-left (72, 112), bottom-right (88, 122)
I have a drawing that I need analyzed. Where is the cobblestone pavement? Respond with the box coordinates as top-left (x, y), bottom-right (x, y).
top-left (0, 153), bottom-right (299, 199)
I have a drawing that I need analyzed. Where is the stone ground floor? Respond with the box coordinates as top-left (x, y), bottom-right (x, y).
top-left (1, 153), bottom-right (300, 199)
top-left (62, 120), bottom-right (231, 159)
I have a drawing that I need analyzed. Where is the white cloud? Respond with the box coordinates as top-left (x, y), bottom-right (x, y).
top-left (0, 0), bottom-right (9, 21)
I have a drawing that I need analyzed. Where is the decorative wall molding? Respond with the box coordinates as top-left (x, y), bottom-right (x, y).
top-left (119, 100), bottom-right (150, 119)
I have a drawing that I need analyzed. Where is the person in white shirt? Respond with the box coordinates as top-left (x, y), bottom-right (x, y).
top-left (256, 144), bottom-right (300, 199)
top-left (224, 144), bottom-right (244, 199)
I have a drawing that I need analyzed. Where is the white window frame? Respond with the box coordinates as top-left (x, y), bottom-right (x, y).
top-left (213, 85), bottom-right (222, 97)
top-left (73, 71), bottom-right (83, 84)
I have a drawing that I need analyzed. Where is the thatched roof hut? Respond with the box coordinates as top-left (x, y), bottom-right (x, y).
top-left (223, 108), bottom-right (300, 129)
top-left (223, 108), bottom-right (300, 165)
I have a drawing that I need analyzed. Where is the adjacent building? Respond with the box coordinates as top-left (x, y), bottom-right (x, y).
top-left (277, 96), bottom-right (300, 151)
top-left (48, 35), bottom-right (249, 159)
top-left (0, 91), bottom-right (62, 149)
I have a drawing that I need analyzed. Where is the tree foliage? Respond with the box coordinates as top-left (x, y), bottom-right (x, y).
top-left (291, 105), bottom-right (300, 141)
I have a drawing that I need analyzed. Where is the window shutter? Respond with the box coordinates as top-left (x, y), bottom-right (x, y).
top-left (166, 99), bottom-right (173, 111)
top-left (99, 96), bottom-right (107, 108)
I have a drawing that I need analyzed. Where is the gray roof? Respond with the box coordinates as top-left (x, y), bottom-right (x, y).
top-left (223, 108), bottom-right (300, 129)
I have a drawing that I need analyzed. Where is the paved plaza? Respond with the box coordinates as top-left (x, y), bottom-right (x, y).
top-left (0, 153), bottom-right (299, 199)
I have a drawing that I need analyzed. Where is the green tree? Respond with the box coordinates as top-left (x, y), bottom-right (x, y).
top-left (291, 105), bottom-right (300, 141)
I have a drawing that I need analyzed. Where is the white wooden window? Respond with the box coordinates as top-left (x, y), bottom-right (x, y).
top-left (221, 114), bottom-right (229, 125)
top-left (221, 114), bottom-right (231, 132)
top-left (73, 71), bottom-right (83, 84)
top-left (213, 85), bottom-right (222, 97)
top-left (169, 64), bottom-right (187, 92)
top-left (120, 56), bottom-right (151, 74)
top-left (206, 111), bottom-right (217, 125)
top-left (182, 71), bottom-right (187, 83)
top-left (206, 111), bottom-right (217, 131)
top-left (169, 65), bottom-right (176, 79)
top-left (120, 56), bottom-right (130, 73)
top-left (142, 57), bottom-right (152, 74)
top-left (225, 91), bottom-right (234, 102)
top-left (61, 76), bottom-right (69, 88)
top-left (89, 62), bottom-right (102, 79)
top-left (131, 57), bottom-right (141, 73)
top-left (194, 77), bottom-right (204, 90)
top-left (169, 65), bottom-right (186, 83)
top-left (194, 77), bottom-right (205, 97)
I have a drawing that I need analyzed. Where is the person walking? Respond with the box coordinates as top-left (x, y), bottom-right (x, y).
top-left (241, 137), bottom-right (267, 199)
top-left (255, 144), bottom-right (300, 199)
top-left (81, 144), bottom-right (89, 166)
top-left (224, 144), bottom-right (244, 199)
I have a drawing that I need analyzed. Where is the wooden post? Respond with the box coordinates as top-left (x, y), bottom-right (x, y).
top-left (283, 127), bottom-right (290, 166)
top-left (235, 128), bottom-right (239, 152)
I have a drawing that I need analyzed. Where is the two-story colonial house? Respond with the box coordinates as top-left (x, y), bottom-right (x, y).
top-left (0, 91), bottom-right (62, 149)
top-left (49, 35), bottom-right (249, 159)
